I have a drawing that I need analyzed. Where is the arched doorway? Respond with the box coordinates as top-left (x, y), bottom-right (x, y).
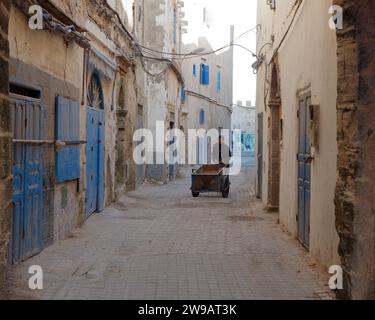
top-left (267, 62), bottom-right (281, 211)
top-left (86, 71), bottom-right (105, 217)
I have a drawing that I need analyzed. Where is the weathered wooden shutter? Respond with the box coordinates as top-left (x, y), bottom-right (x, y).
top-left (200, 64), bottom-right (210, 85)
top-left (55, 96), bottom-right (80, 183)
top-left (204, 65), bottom-right (210, 85)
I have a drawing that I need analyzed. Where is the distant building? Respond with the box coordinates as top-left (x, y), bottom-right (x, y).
top-left (134, 0), bottom-right (184, 184)
top-left (231, 101), bottom-right (256, 166)
top-left (180, 0), bottom-right (233, 165)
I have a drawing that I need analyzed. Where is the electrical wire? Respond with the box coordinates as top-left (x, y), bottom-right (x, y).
top-left (103, 1), bottom-right (259, 77)
top-left (259, 0), bottom-right (303, 110)
top-left (233, 24), bottom-right (260, 43)
top-left (136, 24), bottom-right (260, 58)
top-left (257, 42), bottom-right (273, 57)
top-left (271, 0), bottom-right (303, 61)
top-left (182, 43), bottom-right (257, 61)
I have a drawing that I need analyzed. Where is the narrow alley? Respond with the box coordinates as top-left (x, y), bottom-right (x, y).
top-left (7, 167), bottom-right (332, 300)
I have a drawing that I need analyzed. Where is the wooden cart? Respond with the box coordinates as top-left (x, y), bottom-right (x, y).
top-left (191, 164), bottom-right (230, 198)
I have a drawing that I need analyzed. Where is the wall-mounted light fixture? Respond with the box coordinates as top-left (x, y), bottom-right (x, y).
top-left (267, 0), bottom-right (276, 10)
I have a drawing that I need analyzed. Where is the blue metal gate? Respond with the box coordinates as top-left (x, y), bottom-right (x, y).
top-left (85, 107), bottom-right (105, 218)
top-left (297, 96), bottom-right (312, 247)
top-left (11, 98), bottom-right (43, 263)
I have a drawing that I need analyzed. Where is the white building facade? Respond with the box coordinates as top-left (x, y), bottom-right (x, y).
top-left (180, 0), bottom-right (234, 165)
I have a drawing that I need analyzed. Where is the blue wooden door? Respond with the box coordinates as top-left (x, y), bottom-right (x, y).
top-left (297, 96), bottom-right (311, 247)
top-left (11, 98), bottom-right (43, 263)
top-left (86, 107), bottom-right (104, 218)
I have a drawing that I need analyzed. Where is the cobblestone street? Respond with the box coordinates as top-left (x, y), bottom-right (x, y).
top-left (7, 167), bottom-right (333, 300)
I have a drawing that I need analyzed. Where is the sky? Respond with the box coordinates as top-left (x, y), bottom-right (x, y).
top-left (182, 0), bottom-right (258, 106)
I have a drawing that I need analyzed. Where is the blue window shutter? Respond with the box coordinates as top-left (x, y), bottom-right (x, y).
top-left (217, 70), bottom-right (221, 92)
top-left (200, 64), bottom-right (204, 84)
top-left (200, 64), bottom-right (210, 85)
top-left (181, 86), bottom-right (186, 102)
top-left (55, 96), bottom-right (80, 183)
top-left (205, 65), bottom-right (210, 85)
top-left (200, 109), bottom-right (205, 125)
top-left (193, 64), bottom-right (196, 77)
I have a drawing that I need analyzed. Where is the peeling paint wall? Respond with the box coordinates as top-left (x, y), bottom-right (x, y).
top-left (9, 5), bottom-right (84, 247)
top-left (115, 68), bottom-right (138, 198)
top-left (1, 0), bottom-right (140, 273)
top-left (0, 0), bottom-right (11, 297)
top-left (84, 0), bottom-right (140, 199)
top-left (135, 0), bottom-right (184, 183)
top-left (334, 0), bottom-right (375, 300)
top-left (1, 0), bottom-right (183, 284)
top-left (54, 183), bottom-right (80, 241)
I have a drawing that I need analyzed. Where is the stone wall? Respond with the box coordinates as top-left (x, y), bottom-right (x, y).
top-left (86, 0), bottom-right (139, 197)
top-left (334, 0), bottom-right (375, 299)
top-left (0, 0), bottom-right (11, 297)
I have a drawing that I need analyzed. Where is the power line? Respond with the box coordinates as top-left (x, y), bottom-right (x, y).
top-left (105, 0), bottom-right (259, 77)
top-left (233, 24), bottom-right (260, 43)
top-left (182, 43), bottom-right (257, 61)
top-left (137, 25), bottom-right (260, 58)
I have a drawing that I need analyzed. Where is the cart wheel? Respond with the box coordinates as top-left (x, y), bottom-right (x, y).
top-left (222, 188), bottom-right (229, 198)
top-left (192, 192), bottom-right (200, 198)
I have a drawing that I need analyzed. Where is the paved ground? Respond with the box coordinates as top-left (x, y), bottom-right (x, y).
top-left (7, 166), bottom-right (333, 300)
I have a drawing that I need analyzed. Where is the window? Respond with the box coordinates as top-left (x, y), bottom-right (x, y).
top-left (200, 64), bottom-right (210, 85)
top-left (87, 72), bottom-right (104, 109)
top-left (216, 70), bottom-right (221, 93)
top-left (193, 64), bottom-right (196, 77)
top-left (199, 109), bottom-right (205, 125)
top-left (55, 96), bottom-right (80, 183)
top-left (181, 86), bottom-right (186, 102)
top-left (10, 83), bottom-right (41, 99)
